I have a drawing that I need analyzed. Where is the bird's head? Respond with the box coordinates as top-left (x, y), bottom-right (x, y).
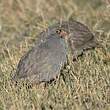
top-left (56, 29), bottom-right (70, 41)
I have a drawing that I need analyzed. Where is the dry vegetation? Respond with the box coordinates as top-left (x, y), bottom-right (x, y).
top-left (0, 0), bottom-right (110, 110)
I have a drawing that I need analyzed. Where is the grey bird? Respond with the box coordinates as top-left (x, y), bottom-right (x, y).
top-left (13, 20), bottom-right (98, 84)
top-left (13, 28), bottom-right (68, 84)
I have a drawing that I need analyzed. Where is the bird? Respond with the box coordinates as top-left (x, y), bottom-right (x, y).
top-left (13, 27), bottom-right (68, 84)
top-left (13, 20), bottom-right (98, 84)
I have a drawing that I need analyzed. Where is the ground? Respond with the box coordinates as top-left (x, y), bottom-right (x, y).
top-left (0, 0), bottom-right (110, 110)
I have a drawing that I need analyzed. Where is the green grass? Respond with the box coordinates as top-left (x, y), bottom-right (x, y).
top-left (0, 0), bottom-right (110, 110)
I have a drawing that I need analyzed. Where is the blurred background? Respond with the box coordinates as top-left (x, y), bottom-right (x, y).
top-left (0, 0), bottom-right (110, 110)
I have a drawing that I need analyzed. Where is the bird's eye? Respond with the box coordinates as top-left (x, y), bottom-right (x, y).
top-left (56, 29), bottom-right (68, 39)
top-left (56, 29), bottom-right (62, 34)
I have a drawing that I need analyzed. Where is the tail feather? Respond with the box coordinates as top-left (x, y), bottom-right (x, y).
top-left (83, 39), bottom-right (101, 50)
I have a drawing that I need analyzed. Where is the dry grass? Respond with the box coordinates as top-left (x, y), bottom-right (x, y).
top-left (0, 0), bottom-right (110, 110)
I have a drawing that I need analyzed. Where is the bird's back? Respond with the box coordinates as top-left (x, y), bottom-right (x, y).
top-left (13, 34), bottom-right (67, 83)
